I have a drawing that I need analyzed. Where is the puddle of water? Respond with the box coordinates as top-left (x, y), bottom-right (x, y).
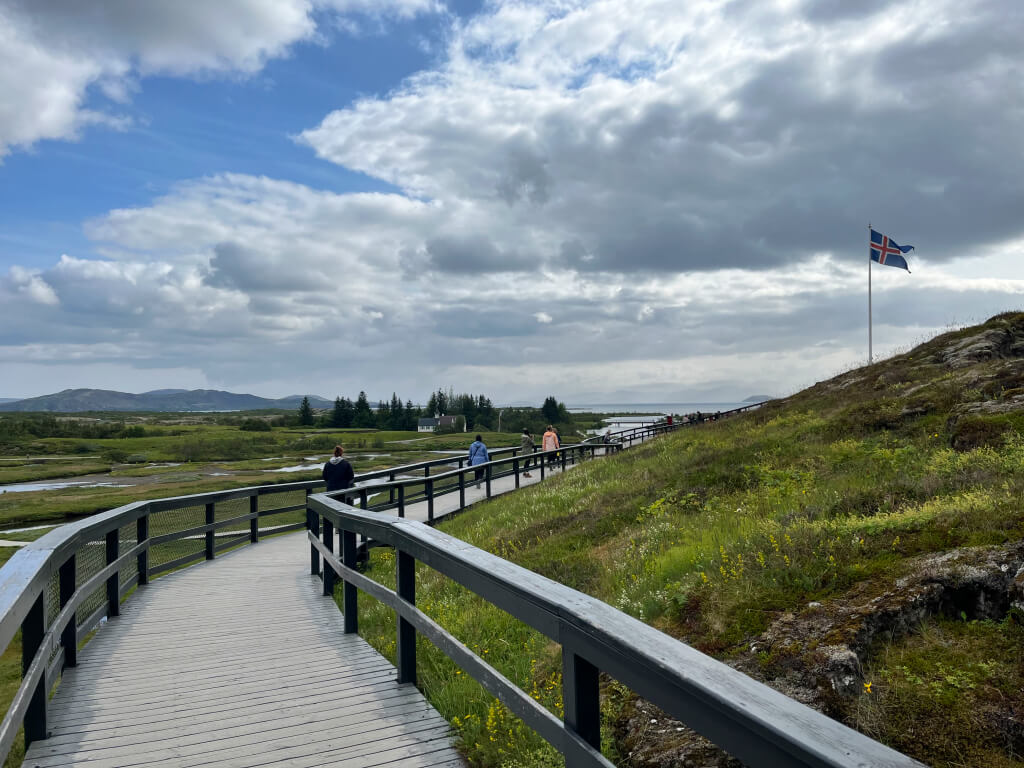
top-left (0, 480), bottom-right (135, 494)
top-left (208, 472), bottom-right (232, 477)
top-left (0, 523), bottom-right (59, 534)
top-left (147, 462), bottom-right (182, 468)
top-left (266, 463), bottom-right (322, 473)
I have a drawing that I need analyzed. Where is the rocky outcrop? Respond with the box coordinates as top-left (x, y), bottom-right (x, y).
top-left (750, 543), bottom-right (1024, 707)
top-left (616, 542), bottom-right (1024, 767)
top-left (939, 325), bottom-right (1024, 369)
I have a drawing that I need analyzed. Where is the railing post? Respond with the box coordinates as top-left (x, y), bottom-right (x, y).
top-left (485, 465), bottom-right (492, 498)
top-left (562, 648), bottom-right (601, 758)
top-left (322, 517), bottom-right (335, 597)
top-left (59, 554), bottom-right (77, 668)
top-left (249, 493), bottom-right (259, 544)
top-left (540, 453), bottom-right (546, 480)
top-left (458, 471), bottom-right (465, 509)
top-left (343, 530), bottom-right (358, 634)
top-left (396, 550), bottom-right (416, 685)
top-left (137, 514), bottom-right (149, 586)
top-left (561, 449), bottom-right (567, 472)
top-left (513, 458), bottom-right (520, 489)
top-left (398, 485), bottom-right (405, 518)
top-left (389, 472), bottom-right (395, 504)
top-left (105, 528), bottom-right (120, 618)
top-left (426, 478), bottom-right (434, 523)
top-left (359, 488), bottom-right (368, 510)
top-left (204, 501), bottom-right (215, 561)
top-left (307, 507), bottom-right (320, 576)
top-left (21, 592), bottom-right (46, 747)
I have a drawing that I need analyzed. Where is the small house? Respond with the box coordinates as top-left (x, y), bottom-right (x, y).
top-left (438, 415), bottom-right (461, 431)
top-left (418, 417), bottom-right (439, 433)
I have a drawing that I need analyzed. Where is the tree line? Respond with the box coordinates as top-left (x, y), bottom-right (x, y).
top-left (298, 390), bottom-right (573, 434)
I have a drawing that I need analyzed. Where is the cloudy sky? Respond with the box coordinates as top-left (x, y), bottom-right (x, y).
top-left (1, 0), bottom-right (1022, 405)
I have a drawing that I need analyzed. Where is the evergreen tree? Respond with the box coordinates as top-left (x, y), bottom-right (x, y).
top-left (353, 391), bottom-right (374, 427)
top-left (404, 400), bottom-right (418, 430)
top-left (298, 396), bottom-right (314, 426)
top-left (541, 396), bottom-right (560, 424)
top-left (330, 397), bottom-right (345, 427)
top-left (336, 397), bottom-right (355, 427)
top-left (425, 392), bottom-right (438, 417)
top-left (377, 399), bottom-right (391, 429)
top-left (389, 393), bottom-right (403, 430)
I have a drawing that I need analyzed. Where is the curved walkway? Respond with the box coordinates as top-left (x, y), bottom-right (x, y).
top-left (23, 534), bottom-right (465, 768)
top-left (19, 438), bottom-right (644, 766)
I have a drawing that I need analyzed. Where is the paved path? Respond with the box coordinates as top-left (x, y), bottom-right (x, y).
top-left (24, 534), bottom-right (465, 768)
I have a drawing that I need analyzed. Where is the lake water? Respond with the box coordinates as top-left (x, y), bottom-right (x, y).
top-left (568, 402), bottom-right (756, 415)
top-left (0, 480), bottom-right (135, 494)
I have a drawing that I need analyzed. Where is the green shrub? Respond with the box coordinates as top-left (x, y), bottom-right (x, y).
top-left (239, 418), bottom-right (272, 432)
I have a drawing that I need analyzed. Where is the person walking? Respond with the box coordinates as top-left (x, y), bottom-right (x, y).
top-left (322, 445), bottom-right (354, 492)
top-left (520, 428), bottom-right (535, 478)
top-left (542, 425), bottom-right (559, 467)
top-left (468, 434), bottom-right (490, 489)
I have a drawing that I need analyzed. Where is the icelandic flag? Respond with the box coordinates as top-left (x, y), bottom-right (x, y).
top-left (870, 228), bottom-right (913, 272)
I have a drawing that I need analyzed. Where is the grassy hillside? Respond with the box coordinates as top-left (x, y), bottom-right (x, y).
top-left (343, 312), bottom-right (1024, 768)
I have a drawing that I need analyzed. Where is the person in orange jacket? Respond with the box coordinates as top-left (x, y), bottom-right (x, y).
top-left (542, 425), bottom-right (559, 467)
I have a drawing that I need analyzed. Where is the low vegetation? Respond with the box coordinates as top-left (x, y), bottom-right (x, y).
top-left (340, 312), bottom-right (1024, 768)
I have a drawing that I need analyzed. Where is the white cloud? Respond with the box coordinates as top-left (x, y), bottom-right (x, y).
top-left (0, 0), bottom-right (441, 158)
top-left (2, 0), bottom-right (1023, 402)
top-left (300, 0), bottom-right (1024, 273)
top-left (3, 266), bottom-right (59, 305)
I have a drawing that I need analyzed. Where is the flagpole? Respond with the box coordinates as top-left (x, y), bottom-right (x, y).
top-left (868, 223), bottom-right (872, 365)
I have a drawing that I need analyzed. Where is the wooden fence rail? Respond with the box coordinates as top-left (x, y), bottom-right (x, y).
top-left (306, 491), bottom-right (923, 768)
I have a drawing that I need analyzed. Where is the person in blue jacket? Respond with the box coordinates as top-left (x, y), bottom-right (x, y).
top-left (468, 434), bottom-right (489, 489)
top-left (322, 445), bottom-right (354, 492)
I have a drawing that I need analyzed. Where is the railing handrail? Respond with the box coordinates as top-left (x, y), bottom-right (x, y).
top-left (306, 494), bottom-right (920, 768)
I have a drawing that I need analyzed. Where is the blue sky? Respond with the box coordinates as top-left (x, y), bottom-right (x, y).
top-left (1, 0), bottom-right (1022, 402)
top-left (0, 3), bottom-right (474, 269)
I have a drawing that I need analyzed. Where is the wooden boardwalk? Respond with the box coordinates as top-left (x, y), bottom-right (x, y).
top-left (24, 534), bottom-right (465, 768)
top-left (391, 453), bottom-right (581, 525)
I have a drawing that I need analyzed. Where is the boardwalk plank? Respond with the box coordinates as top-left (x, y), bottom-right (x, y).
top-left (25, 533), bottom-right (465, 767)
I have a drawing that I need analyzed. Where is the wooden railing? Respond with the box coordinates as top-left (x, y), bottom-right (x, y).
top-left (306, 493), bottom-right (922, 768)
top-left (0, 411), bottom-right (750, 764)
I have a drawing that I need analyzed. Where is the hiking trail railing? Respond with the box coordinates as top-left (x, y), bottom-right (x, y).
top-left (0, 410), bottom-right (807, 767)
top-left (307, 413), bottom-right (922, 767)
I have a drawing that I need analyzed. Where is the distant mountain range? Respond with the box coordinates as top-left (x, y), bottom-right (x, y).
top-left (0, 389), bottom-right (333, 413)
top-left (743, 395), bottom-right (773, 402)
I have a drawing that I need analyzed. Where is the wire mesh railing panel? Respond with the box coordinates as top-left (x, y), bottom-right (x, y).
top-left (259, 489), bottom-right (308, 530)
top-left (215, 496), bottom-right (251, 533)
top-left (76, 538), bottom-right (108, 621)
top-left (215, 530), bottom-right (251, 555)
top-left (44, 570), bottom-right (60, 629)
top-left (259, 489), bottom-right (307, 512)
top-left (148, 503), bottom-right (205, 569)
top-left (118, 523), bottom-right (138, 589)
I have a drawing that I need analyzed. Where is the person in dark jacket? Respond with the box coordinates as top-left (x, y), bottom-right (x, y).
top-left (468, 434), bottom-right (489, 489)
top-left (519, 428), bottom-right (534, 478)
top-left (322, 445), bottom-right (354, 492)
